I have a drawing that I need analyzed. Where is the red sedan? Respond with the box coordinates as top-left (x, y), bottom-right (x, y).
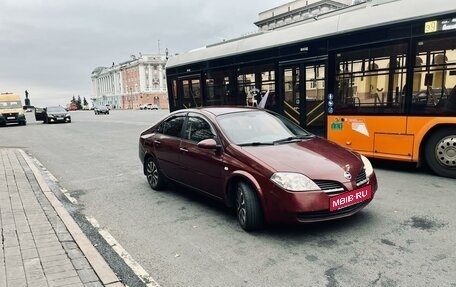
top-left (139, 107), bottom-right (378, 231)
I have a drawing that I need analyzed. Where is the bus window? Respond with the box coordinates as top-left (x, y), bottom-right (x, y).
top-left (412, 36), bottom-right (456, 114)
top-left (237, 64), bottom-right (277, 109)
top-left (334, 43), bottom-right (407, 114)
top-left (181, 78), bottom-right (202, 108)
top-left (171, 80), bottom-right (178, 109)
top-left (261, 69), bottom-right (276, 109)
top-left (206, 70), bottom-right (232, 106)
top-left (238, 72), bottom-right (256, 106)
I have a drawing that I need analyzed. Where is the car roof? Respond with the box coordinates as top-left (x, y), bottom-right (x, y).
top-left (181, 106), bottom-right (260, 117)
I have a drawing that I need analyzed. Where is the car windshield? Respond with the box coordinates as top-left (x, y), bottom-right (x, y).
top-left (217, 110), bottom-right (313, 146)
top-left (0, 101), bottom-right (22, 109)
top-left (47, 106), bottom-right (67, 113)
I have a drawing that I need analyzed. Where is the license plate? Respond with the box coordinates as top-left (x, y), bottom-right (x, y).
top-left (7, 116), bottom-right (16, 120)
top-left (330, 185), bottom-right (372, 211)
top-left (57, 117), bottom-right (64, 120)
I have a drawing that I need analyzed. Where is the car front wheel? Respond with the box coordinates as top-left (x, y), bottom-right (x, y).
top-left (145, 157), bottom-right (166, 190)
top-left (236, 181), bottom-right (263, 231)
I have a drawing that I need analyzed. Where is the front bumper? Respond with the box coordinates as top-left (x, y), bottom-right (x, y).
top-left (47, 116), bottom-right (71, 123)
top-left (261, 173), bottom-right (378, 224)
top-left (0, 113), bottom-right (26, 125)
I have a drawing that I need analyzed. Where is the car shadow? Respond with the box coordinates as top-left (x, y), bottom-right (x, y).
top-left (162, 181), bottom-right (378, 237)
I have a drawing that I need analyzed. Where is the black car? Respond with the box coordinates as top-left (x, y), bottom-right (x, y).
top-left (35, 106), bottom-right (71, 123)
top-left (94, 105), bottom-right (109, 115)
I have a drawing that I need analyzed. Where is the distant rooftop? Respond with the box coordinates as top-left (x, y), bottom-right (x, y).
top-left (255, 0), bottom-right (377, 31)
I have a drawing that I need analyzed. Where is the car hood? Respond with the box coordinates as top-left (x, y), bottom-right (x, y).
top-left (239, 137), bottom-right (363, 181)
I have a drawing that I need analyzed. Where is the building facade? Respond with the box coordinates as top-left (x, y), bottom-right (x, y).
top-left (255, 0), bottom-right (355, 31)
top-left (91, 53), bottom-right (168, 109)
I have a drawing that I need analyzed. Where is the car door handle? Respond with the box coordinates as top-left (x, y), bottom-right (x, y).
top-left (179, 147), bottom-right (188, 152)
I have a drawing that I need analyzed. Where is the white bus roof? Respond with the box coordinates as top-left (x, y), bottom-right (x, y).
top-left (167, 0), bottom-right (456, 69)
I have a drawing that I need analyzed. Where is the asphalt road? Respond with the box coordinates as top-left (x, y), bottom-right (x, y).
top-left (1, 110), bottom-right (455, 287)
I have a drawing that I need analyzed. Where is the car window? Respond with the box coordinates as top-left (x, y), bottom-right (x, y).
top-left (47, 106), bottom-right (67, 113)
top-left (217, 110), bottom-right (311, 144)
top-left (184, 116), bottom-right (215, 142)
top-left (161, 116), bottom-right (185, 137)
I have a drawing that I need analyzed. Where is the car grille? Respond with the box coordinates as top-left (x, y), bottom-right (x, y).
top-left (314, 180), bottom-right (344, 194)
top-left (4, 113), bottom-right (18, 121)
top-left (296, 200), bottom-right (371, 222)
top-left (314, 169), bottom-right (368, 194)
top-left (356, 169), bottom-right (368, 187)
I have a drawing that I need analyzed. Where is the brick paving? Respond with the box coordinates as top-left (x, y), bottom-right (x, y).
top-left (0, 149), bottom-right (123, 287)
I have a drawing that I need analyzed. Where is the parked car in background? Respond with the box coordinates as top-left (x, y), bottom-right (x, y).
top-left (67, 103), bottom-right (78, 111)
top-left (138, 107), bottom-right (378, 231)
top-left (35, 106), bottom-right (71, 124)
top-left (139, 103), bottom-right (151, 110)
top-left (94, 105), bottom-right (110, 115)
top-left (140, 103), bottom-right (159, 110)
top-left (0, 92), bottom-right (26, 126)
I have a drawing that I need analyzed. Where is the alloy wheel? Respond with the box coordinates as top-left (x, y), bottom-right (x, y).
top-left (236, 188), bottom-right (247, 227)
top-left (146, 160), bottom-right (158, 188)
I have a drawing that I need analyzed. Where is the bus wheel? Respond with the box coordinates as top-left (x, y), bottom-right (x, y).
top-left (425, 128), bottom-right (456, 178)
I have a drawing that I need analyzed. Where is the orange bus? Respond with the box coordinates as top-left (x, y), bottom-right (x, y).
top-left (165, 0), bottom-right (456, 178)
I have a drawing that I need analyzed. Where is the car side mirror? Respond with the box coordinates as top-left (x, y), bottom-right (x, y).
top-left (197, 138), bottom-right (221, 151)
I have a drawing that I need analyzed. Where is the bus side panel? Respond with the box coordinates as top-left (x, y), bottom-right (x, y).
top-left (327, 115), bottom-right (408, 158)
top-left (373, 133), bottom-right (414, 160)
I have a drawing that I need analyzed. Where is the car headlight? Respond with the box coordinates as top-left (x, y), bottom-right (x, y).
top-left (270, 172), bottom-right (320, 191)
top-left (65, 113), bottom-right (70, 117)
top-left (360, 155), bottom-right (374, 177)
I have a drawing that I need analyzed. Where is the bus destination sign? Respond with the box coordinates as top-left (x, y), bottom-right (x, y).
top-left (425, 18), bottom-right (456, 33)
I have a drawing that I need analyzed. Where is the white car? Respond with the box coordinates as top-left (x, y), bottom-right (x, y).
top-left (140, 104), bottom-right (159, 110)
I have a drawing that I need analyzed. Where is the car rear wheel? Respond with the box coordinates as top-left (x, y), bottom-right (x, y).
top-left (425, 128), bottom-right (456, 178)
top-left (236, 182), bottom-right (263, 231)
top-left (145, 157), bottom-right (166, 190)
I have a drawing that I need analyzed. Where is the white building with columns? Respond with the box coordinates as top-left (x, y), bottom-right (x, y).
top-left (91, 53), bottom-right (168, 109)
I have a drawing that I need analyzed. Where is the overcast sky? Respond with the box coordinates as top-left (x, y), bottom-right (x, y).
top-left (0, 0), bottom-right (286, 107)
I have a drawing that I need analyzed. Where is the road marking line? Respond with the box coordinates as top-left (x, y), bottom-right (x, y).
top-left (25, 151), bottom-right (159, 286)
top-left (60, 187), bottom-right (78, 204)
top-left (86, 216), bottom-right (161, 287)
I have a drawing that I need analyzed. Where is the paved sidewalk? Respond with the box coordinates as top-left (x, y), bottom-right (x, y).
top-left (0, 148), bottom-right (124, 287)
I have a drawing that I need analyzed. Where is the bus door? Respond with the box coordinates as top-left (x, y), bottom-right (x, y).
top-left (177, 75), bottom-right (202, 109)
top-left (280, 61), bottom-right (326, 135)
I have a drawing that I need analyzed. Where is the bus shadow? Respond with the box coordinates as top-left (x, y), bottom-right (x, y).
top-left (370, 158), bottom-right (433, 177)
